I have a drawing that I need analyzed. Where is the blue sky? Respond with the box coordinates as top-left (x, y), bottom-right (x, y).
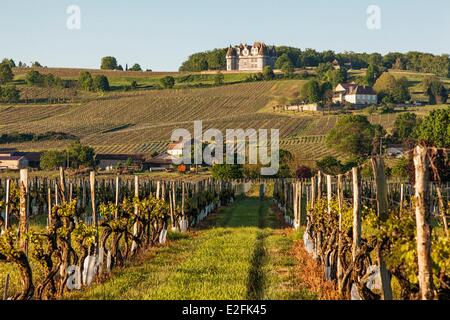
top-left (1, 0), bottom-right (449, 71)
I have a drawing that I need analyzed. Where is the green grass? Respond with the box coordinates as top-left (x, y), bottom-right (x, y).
top-left (70, 198), bottom-right (312, 300)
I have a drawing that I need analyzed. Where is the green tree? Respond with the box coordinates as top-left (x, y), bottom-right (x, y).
top-left (300, 80), bottom-right (321, 103)
top-left (365, 64), bottom-right (381, 86)
top-left (415, 107), bottom-right (450, 148)
top-left (281, 61), bottom-right (295, 78)
top-left (316, 156), bottom-right (345, 175)
top-left (0, 85), bottom-right (20, 103)
top-left (0, 62), bottom-right (14, 84)
top-left (93, 75), bottom-right (110, 92)
top-left (100, 56), bottom-right (118, 70)
top-left (214, 72), bottom-right (225, 85)
top-left (66, 142), bottom-right (95, 168)
top-left (324, 68), bottom-right (347, 87)
top-left (79, 71), bottom-right (94, 91)
top-left (390, 77), bottom-right (411, 103)
top-left (179, 52), bottom-right (209, 72)
top-left (1, 58), bottom-right (15, 68)
top-left (211, 164), bottom-right (243, 179)
top-left (40, 150), bottom-right (65, 170)
top-left (263, 66), bottom-right (275, 80)
top-left (275, 53), bottom-right (293, 69)
top-left (130, 80), bottom-right (138, 90)
top-left (392, 112), bottom-right (419, 142)
top-left (25, 70), bottom-right (45, 86)
top-left (206, 49), bottom-right (227, 70)
top-left (160, 76), bottom-right (175, 89)
top-left (422, 77), bottom-right (448, 105)
top-left (374, 72), bottom-right (410, 103)
top-left (326, 115), bottom-right (379, 159)
top-left (130, 63), bottom-right (142, 71)
top-left (316, 62), bottom-right (334, 79)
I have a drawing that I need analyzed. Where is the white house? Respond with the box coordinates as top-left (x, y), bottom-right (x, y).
top-left (333, 83), bottom-right (377, 105)
top-left (167, 141), bottom-right (185, 157)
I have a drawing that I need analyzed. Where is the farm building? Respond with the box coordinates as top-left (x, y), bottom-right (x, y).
top-left (0, 155), bottom-right (29, 170)
top-left (145, 153), bottom-right (176, 170)
top-left (13, 152), bottom-right (41, 168)
top-left (284, 103), bottom-right (324, 112)
top-left (332, 59), bottom-right (352, 70)
top-left (96, 154), bottom-right (146, 171)
top-left (167, 141), bottom-right (185, 157)
top-left (0, 149), bottom-right (41, 170)
top-left (333, 83), bottom-right (377, 106)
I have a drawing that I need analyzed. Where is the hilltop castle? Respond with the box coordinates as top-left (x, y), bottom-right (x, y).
top-left (226, 42), bottom-right (277, 71)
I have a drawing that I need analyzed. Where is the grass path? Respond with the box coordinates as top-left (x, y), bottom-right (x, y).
top-left (73, 198), bottom-right (315, 300)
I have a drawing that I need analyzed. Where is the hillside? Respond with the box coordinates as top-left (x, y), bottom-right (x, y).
top-left (1, 68), bottom-right (449, 167)
top-left (0, 80), bottom-right (307, 152)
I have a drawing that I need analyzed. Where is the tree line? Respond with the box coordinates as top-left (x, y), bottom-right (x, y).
top-left (179, 46), bottom-right (450, 78)
top-left (100, 56), bottom-right (148, 72)
top-left (0, 132), bottom-right (77, 144)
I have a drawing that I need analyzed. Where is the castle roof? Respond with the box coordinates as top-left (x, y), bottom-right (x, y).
top-left (227, 42), bottom-right (277, 58)
top-left (350, 85), bottom-right (376, 95)
top-left (226, 46), bottom-right (237, 57)
top-left (335, 83), bottom-right (376, 95)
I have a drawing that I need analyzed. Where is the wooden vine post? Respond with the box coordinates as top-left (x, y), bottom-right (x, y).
top-left (81, 178), bottom-right (86, 209)
top-left (168, 182), bottom-right (174, 230)
top-left (19, 169), bottom-right (28, 252)
top-left (310, 176), bottom-right (316, 209)
top-left (400, 183), bottom-right (405, 212)
top-left (326, 175), bottom-right (332, 215)
top-left (89, 171), bottom-right (98, 249)
top-left (371, 156), bottom-right (393, 300)
top-left (131, 176), bottom-right (140, 254)
top-left (4, 179), bottom-right (10, 230)
top-left (317, 171), bottom-right (322, 200)
top-left (54, 180), bottom-right (59, 206)
top-left (156, 181), bottom-right (161, 199)
top-left (293, 182), bottom-right (299, 228)
top-left (413, 146), bottom-right (434, 300)
top-left (59, 167), bottom-right (66, 202)
top-left (115, 176), bottom-right (120, 217)
top-left (352, 167), bottom-right (361, 261)
top-left (181, 182), bottom-right (186, 232)
top-left (337, 174), bottom-right (344, 296)
top-left (172, 181), bottom-right (177, 229)
top-left (47, 186), bottom-right (52, 229)
top-left (298, 182), bottom-right (304, 226)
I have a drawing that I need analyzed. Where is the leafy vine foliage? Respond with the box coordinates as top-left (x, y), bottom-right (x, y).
top-left (0, 178), bottom-right (235, 300)
top-left (300, 196), bottom-right (450, 300)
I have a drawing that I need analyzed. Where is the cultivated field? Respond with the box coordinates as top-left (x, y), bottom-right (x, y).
top-left (1, 67), bottom-right (448, 165)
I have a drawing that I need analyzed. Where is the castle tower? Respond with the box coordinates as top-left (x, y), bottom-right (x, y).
top-left (226, 46), bottom-right (238, 71)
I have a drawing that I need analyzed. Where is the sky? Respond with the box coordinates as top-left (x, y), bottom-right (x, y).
top-left (1, 0), bottom-right (449, 71)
